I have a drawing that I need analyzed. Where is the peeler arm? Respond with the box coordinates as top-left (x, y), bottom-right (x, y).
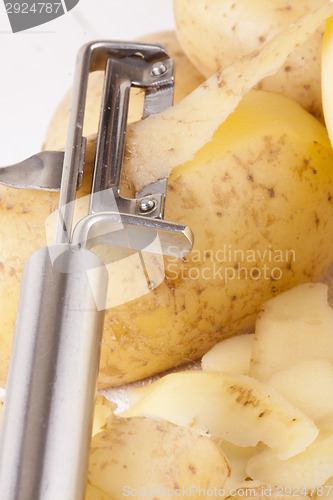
top-left (0, 244), bottom-right (108, 500)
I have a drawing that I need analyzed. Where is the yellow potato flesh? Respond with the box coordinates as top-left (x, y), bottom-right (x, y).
top-left (1, 90), bottom-right (333, 389)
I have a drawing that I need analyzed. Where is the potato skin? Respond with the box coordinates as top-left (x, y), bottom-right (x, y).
top-left (86, 416), bottom-right (229, 499)
top-left (1, 91), bottom-right (333, 389)
top-left (97, 90), bottom-right (333, 388)
top-left (174, 0), bottom-right (326, 121)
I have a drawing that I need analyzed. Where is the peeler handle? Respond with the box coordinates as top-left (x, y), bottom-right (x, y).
top-left (0, 245), bottom-right (108, 500)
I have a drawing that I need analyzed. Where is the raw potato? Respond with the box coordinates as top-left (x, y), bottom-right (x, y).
top-left (44, 31), bottom-right (204, 152)
top-left (86, 416), bottom-right (230, 500)
top-left (249, 284), bottom-right (333, 382)
top-left (30, 2), bottom-right (333, 389)
top-left (2, 90), bottom-right (333, 389)
top-left (121, 371), bottom-right (318, 459)
top-left (120, 2), bottom-right (333, 190)
top-left (174, 0), bottom-right (326, 120)
top-left (201, 334), bottom-right (254, 375)
top-left (268, 359), bottom-right (333, 423)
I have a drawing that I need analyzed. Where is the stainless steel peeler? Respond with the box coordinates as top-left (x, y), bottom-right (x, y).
top-left (0, 41), bottom-right (193, 500)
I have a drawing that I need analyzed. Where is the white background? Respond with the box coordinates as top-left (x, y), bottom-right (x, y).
top-left (0, 0), bottom-right (175, 164)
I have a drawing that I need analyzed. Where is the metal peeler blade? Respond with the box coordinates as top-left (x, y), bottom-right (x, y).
top-left (0, 151), bottom-right (64, 191)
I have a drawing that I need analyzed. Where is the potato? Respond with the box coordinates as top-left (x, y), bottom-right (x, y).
top-left (2, 89), bottom-right (333, 389)
top-left (201, 334), bottom-right (254, 375)
top-left (174, 0), bottom-right (326, 120)
top-left (249, 284), bottom-right (333, 382)
top-left (121, 371), bottom-right (318, 459)
top-left (121, 3), bottom-right (333, 189)
top-left (44, 31), bottom-right (204, 152)
top-left (98, 89), bottom-right (333, 388)
top-left (86, 415), bottom-right (230, 499)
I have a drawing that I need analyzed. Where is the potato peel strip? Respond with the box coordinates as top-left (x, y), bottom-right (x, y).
top-left (105, 1), bottom-right (332, 190)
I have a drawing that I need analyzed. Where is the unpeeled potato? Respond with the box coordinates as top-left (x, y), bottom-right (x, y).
top-left (44, 31), bottom-right (205, 152)
top-left (96, 90), bottom-right (333, 388)
top-left (174, 0), bottom-right (326, 120)
top-left (2, 89), bottom-right (333, 389)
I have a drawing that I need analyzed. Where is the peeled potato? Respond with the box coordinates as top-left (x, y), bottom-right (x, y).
top-left (86, 415), bottom-right (230, 499)
top-left (44, 31), bottom-right (205, 152)
top-left (174, 0), bottom-right (326, 120)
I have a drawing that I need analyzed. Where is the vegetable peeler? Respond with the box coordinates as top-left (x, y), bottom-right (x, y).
top-left (0, 41), bottom-right (193, 500)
